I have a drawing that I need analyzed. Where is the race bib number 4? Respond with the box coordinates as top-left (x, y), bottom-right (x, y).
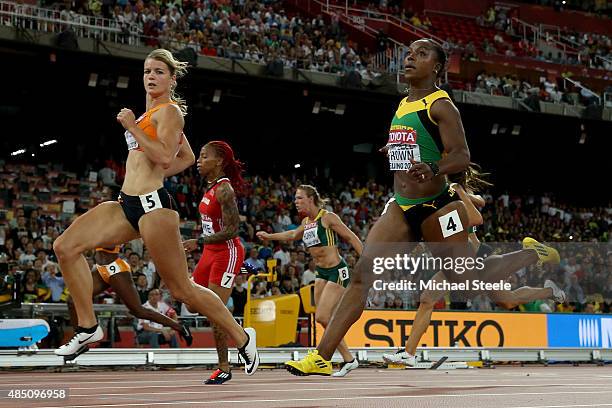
top-left (302, 223), bottom-right (321, 247)
top-left (388, 144), bottom-right (421, 171)
top-left (438, 209), bottom-right (464, 238)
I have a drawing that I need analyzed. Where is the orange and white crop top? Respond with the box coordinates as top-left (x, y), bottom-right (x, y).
top-left (124, 102), bottom-right (184, 152)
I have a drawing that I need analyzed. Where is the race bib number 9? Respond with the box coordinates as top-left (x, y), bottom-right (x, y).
top-left (388, 144), bottom-right (421, 171)
top-left (106, 261), bottom-right (123, 277)
top-left (302, 223), bottom-right (321, 247)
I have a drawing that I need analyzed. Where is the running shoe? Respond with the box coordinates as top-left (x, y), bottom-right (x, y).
top-left (237, 327), bottom-right (259, 375)
top-left (544, 279), bottom-right (566, 303)
top-left (382, 349), bottom-right (417, 366)
top-left (522, 237), bottom-right (560, 265)
top-left (179, 324), bottom-right (193, 346)
top-left (331, 358), bottom-right (358, 377)
top-left (54, 325), bottom-right (103, 359)
top-left (285, 350), bottom-right (332, 376)
top-left (204, 368), bottom-right (232, 384)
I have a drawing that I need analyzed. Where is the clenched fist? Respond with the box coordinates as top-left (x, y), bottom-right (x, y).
top-left (117, 108), bottom-right (136, 131)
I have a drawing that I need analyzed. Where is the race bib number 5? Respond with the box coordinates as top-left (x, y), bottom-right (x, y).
top-left (139, 191), bottom-right (163, 213)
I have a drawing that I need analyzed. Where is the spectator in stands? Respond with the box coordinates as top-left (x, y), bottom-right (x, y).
top-left (21, 269), bottom-right (50, 303)
top-left (244, 248), bottom-right (265, 272)
top-left (128, 252), bottom-right (143, 276)
top-left (135, 273), bottom-right (149, 304)
top-left (273, 244), bottom-right (290, 267)
top-left (42, 263), bottom-right (65, 302)
top-left (231, 274), bottom-right (247, 317)
top-left (302, 259), bottom-right (317, 286)
top-left (136, 289), bottom-right (179, 348)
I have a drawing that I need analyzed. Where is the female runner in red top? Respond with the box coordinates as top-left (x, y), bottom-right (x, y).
top-left (184, 140), bottom-right (245, 384)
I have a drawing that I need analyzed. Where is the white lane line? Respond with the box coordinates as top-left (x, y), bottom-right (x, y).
top-left (4, 376), bottom-right (612, 387)
top-left (32, 389), bottom-right (612, 408)
top-left (509, 405), bottom-right (612, 408)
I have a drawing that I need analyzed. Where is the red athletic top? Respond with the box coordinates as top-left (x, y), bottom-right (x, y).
top-left (199, 177), bottom-right (241, 251)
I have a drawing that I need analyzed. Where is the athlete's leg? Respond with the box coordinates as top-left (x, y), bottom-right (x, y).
top-left (488, 287), bottom-right (553, 310)
top-left (404, 201), bottom-right (477, 354)
top-left (480, 249), bottom-right (539, 283)
top-left (67, 271), bottom-right (109, 329)
top-left (53, 202), bottom-right (139, 328)
top-left (314, 279), bottom-right (353, 362)
top-left (208, 282), bottom-right (233, 373)
top-left (420, 200), bottom-right (479, 293)
top-left (138, 209), bottom-right (247, 346)
top-left (405, 272), bottom-right (448, 355)
top-left (317, 201), bottom-right (414, 360)
top-left (109, 273), bottom-right (183, 332)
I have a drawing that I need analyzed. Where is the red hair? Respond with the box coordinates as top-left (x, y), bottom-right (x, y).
top-left (206, 141), bottom-right (245, 194)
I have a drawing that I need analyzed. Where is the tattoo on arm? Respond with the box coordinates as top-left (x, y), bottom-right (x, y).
top-left (202, 184), bottom-right (240, 244)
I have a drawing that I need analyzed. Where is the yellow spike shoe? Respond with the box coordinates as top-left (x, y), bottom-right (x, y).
top-left (285, 350), bottom-right (332, 376)
top-left (522, 237), bottom-right (560, 265)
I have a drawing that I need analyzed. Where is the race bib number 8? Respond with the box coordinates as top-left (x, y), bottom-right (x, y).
top-left (338, 266), bottom-right (350, 281)
top-left (139, 191), bottom-right (163, 213)
top-left (388, 144), bottom-right (421, 171)
top-left (438, 209), bottom-right (464, 238)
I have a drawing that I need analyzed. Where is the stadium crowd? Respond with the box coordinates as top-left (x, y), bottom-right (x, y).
top-left (24, 0), bottom-right (609, 78)
top-left (1, 161), bottom-right (610, 317)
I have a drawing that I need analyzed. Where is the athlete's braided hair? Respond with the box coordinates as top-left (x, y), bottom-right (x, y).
top-left (448, 163), bottom-right (493, 193)
top-left (206, 141), bottom-right (245, 195)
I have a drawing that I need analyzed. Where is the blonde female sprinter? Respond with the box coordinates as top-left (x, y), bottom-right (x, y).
top-left (53, 49), bottom-right (258, 374)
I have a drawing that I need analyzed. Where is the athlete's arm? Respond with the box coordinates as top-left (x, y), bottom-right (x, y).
top-left (256, 224), bottom-right (305, 242)
top-left (450, 183), bottom-right (483, 227)
top-left (407, 98), bottom-right (470, 182)
top-left (430, 99), bottom-right (470, 174)
top-left (164, 134), bottom-right (195, 177)
top-left (325, 213), bottom-right (363, 256)
top-left (200, 183), bottom-right (240, 245)
top-left (117, 105), bottom-right (184, 168)
top-left (468, 193), bottom-right (485, 209)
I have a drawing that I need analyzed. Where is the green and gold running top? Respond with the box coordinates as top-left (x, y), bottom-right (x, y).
top-left (302, 209), bottom-right (337, 248)
top-left (387, 89), bottom-right (452, 171)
